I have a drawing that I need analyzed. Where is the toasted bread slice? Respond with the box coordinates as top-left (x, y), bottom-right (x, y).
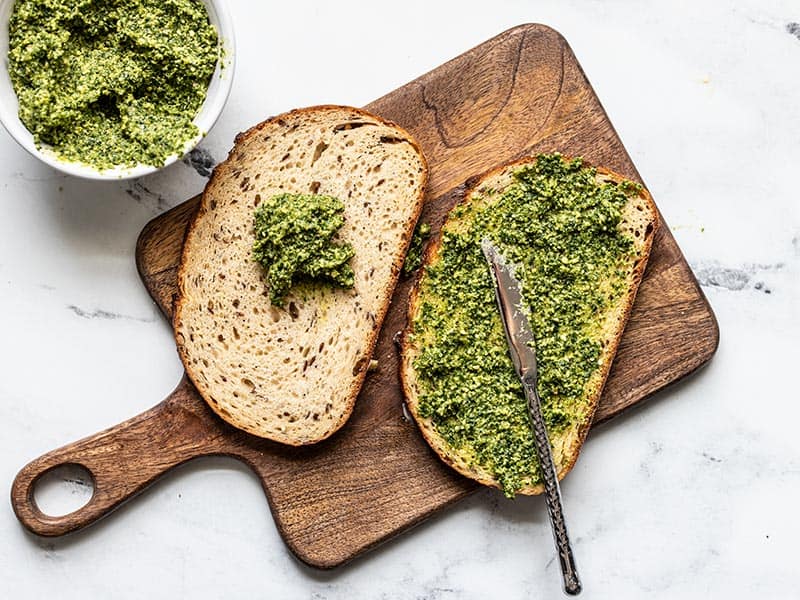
top-left (401, 155), bottom-right (657, 495)
top-left (174, 106), bottom-right (427, 445)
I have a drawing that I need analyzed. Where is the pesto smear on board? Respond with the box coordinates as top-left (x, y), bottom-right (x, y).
top-left (253, 193), bottom-right (356, 307)
top-left (411, 154), bottom-right (639, 497)
top-left (403, 221), bottom-right (431, 275)
top-left (7, 0), bottom-right (219, 170)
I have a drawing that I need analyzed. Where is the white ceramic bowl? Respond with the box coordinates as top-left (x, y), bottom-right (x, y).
top-left (0, 0), bottom-right (235, 180)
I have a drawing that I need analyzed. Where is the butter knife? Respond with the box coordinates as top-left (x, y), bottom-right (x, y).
top-left (481, 239), bottom-right (582, 596)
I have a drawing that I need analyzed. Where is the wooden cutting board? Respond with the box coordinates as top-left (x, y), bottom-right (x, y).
top-left (12, 24), bottom-right (718, 568)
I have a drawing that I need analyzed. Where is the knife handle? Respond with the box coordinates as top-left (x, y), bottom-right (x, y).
top-left (522, 377), bottom-right (582, 596)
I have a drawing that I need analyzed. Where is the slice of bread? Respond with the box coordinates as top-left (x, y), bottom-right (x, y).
top-left (174, 106), bottom-right (427, 445)
top-left (401, 155), bottom-right (658, 495)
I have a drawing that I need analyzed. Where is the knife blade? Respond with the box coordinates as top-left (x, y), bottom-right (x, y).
top-left (481, 238), bottom-right (582, 596)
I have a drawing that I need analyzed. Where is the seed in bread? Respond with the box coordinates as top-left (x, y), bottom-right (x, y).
top-left (174, 106), bottom-right (428, 445)
top-left (400, 154), bottom-right (658, 496)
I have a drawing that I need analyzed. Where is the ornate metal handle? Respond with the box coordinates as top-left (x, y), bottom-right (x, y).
top-left (522, 376), bottom-right (582, 596)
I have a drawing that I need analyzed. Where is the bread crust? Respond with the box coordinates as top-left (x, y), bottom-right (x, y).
top-left (174, 105), bottom-right (428, 445)
top-left (400, 156), bottom-right (658, 493)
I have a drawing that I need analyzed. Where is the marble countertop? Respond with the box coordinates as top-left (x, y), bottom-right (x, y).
top-left (1, 1), bottom-right (798, 598)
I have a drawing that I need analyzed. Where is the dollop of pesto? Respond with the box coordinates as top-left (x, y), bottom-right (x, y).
top-left (253, 193), bottom-right (355, 307)
top-left (412, 154), bottom-right (638, 497)
top-left (7, 0), bottom-right (219, 170)
top-left (403, 221), bottom-right (431, 275)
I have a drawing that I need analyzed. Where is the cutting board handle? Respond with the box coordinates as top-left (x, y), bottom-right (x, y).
top-left (10, 377), bottom-right (227, 537)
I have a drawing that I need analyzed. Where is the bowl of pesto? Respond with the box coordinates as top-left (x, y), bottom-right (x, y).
top-left (0, 0), bottom-right (234, 180)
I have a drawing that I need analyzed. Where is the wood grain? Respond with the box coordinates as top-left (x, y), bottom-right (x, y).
top-left (11, 24), bottom-right (718, 568)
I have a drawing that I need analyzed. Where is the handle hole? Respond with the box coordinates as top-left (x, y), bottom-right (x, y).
top-left (32, 464), bottom-right (95, 517)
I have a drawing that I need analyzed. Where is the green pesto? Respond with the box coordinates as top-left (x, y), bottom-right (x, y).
top-left (253, 193), bottom-right (355, 307)
top-left (8, 0), bottom-right (219, 170)
top-left (412, 154), bottom-right (638, 497)
top-left (403, 221), bottom-right (431, 275)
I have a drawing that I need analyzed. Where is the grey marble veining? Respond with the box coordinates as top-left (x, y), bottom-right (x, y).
top-left (66, 304), bottom-right (156, 323)
top-left (183, 146), bottom-right (217, 178)
top-left (691, 261), bottom-right (786, 293)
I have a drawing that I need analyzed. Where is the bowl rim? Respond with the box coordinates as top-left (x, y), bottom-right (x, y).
top-left (0, 0), bottom-right (236, 181)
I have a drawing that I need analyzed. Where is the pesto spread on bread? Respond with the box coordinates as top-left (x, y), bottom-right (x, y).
top-left (253, 193), bottom-right (355, 307)
top-left (410, 154), bottom-right (640, 496)
top-left (7, 0), bottom-right (218, 169)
